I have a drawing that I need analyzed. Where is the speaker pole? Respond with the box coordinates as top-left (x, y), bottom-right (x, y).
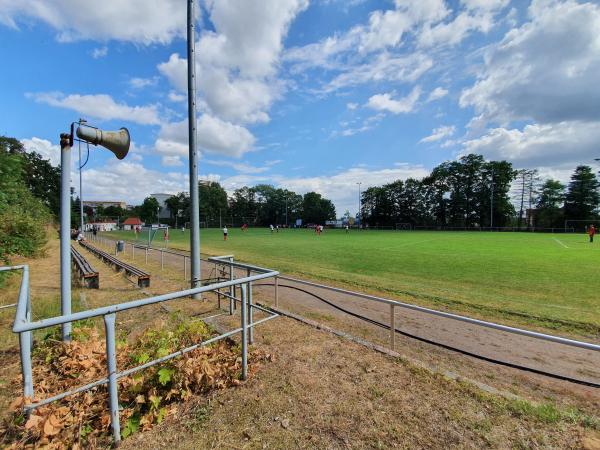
top-left (59, 133), bottom-right (72, 341)
top-left (187, 0), bottom-right (201, 297)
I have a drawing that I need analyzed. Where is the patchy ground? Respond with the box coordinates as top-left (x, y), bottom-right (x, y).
top-left (2, 235), bottom-right (600, 448)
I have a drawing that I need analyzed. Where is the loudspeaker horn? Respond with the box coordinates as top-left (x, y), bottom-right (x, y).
top-left (76, 126), bottom-right (130, 160)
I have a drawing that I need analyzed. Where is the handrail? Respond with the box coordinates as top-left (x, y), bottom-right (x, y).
top-left (278, 275), bottom-right (600, 352)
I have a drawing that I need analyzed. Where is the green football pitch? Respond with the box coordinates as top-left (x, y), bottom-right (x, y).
top-left (105, 228), bottom-right (600, 335)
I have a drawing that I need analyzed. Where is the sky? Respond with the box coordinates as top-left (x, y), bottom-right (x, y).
top-left (1, 0), bottom-right (600, 216)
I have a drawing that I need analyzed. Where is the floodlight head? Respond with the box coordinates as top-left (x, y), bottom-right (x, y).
top-left (76, 125), bottom-right (130, 160)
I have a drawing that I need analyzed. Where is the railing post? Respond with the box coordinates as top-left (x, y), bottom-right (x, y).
top-left (247, 269), bottom-right (254, 344)
top-left (160, 249), bottom-right (164, 270)
top-left (389, 304), bottom-right (395, 351)
top-left (132, 244), bottom-right (135, 259)
top-left (19, 331), bottom-right (33, 401)
top-left (240, 284), bottom-right (248, 380)
top-left (228, 257), bottom-right (234, 315)
top-left (184, 256), bottom-right (187, 281)
top-left (103, 313), bottom-right (121, 445)
top-left (145, 247), bottom-right (148, 264)
top-left (274, 276), bottom-right (279, 309)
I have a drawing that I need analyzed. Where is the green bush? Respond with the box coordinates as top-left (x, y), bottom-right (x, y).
top-left (0, 145), bottom-right (52, 265)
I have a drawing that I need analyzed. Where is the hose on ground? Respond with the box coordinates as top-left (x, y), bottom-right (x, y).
top-left (253, 282), bottom-right (600, 389)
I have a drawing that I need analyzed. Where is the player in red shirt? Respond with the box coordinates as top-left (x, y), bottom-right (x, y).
top-left (589, 224), bottom-right (596, 243)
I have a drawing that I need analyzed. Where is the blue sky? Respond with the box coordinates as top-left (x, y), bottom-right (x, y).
top-left (1, 0), bottom-right (600, 215)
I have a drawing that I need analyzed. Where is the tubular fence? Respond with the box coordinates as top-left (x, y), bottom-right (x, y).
top-left (4, 256), bottom-right (279, 445)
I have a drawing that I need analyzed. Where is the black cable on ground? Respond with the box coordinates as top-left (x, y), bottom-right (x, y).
top-left (253, 282), bottom-right (600, 389)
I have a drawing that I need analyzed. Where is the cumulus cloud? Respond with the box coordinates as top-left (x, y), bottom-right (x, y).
top-left (21, 137), bottom-right (61, 166)
top-left (420, 125), bottom-right (456, 143)
top-left (159, 0), bottom-right (307, 125)
top-left (460, 0), bottom-right (600, 126)
top-left (0, 0), bottom-right (187, 44)
top-left (28, 92), bottom-right (161, 125)
top-left (155, 114), bottom-right (256, 160)
top-left (367, 86), bottom-right (421, 114)
top-left (461, 121), bottom-right (600, 169)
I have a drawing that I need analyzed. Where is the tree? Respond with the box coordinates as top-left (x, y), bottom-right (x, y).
top-left (302, 192), bottom-right (336, 224)
top-left (139, 197), bottom-right (160, 223)
top-left (165, 192), bottom-right (189, 227)
top-left (0, 136), bottom-right (60, 216)
top-left (564, 166), bottom-right (600, 221)
top-left (481, 161), bottom-right (516, 228)
top-left (536, 180), bottom-right (565, 228)
top-left (199, 181), bottom-right (228, 226)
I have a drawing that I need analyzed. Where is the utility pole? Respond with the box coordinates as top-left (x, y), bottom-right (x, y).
top-left (285, 194), bottom-right (288, 227)
top-left (187, 0), bottom-right (201, 297)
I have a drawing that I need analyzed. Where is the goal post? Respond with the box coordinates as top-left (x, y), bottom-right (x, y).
top-left (395, 223), bottom-right (413, 231)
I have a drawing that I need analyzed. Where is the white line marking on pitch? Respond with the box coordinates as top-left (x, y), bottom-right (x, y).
top-left (552, 238), bottom-right (570, 249)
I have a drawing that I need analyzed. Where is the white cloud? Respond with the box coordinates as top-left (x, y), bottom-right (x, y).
top-left (91, 46), bottom-right (108, 59)
top-left (167, 91), bottom-right (186, 103)
top-left (155, 114), bottom-right (256, 159)
top-left (0, 0), bottom-right (187, 44)
top-left (427, 87), bottom-right (449, 102)
top-left (367, 86), bottom-right (421, 114)
top-left (460, 0), bottom-right (600, 126)
top-left (129, 77), bottom-right (158, 89)
top-left (81, 161), bottom-right (189, 204)
top-left (203, 159), bottom-right (271, 174)
top-left (270, 164), bottom-right (430, 215)
top-left (420, 125), bottom-right (456, 143)
top-left (461, 121), bottom-right (600, 169)
top-left (161, 156), bottom-right (183, 167)
top-left (325, 53), bottom-right (432, 93)
top-left (28, 92), bottom-right (161, 125)
top-left (346, 102), bottom-right (359, 110)
top-left (21, 137), bottom-right (60, 166)
top-left (159, 0), bottom-right (307, 125)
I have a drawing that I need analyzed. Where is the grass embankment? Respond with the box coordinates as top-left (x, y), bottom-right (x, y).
top-left (106, 228), bottom-right (600, 336)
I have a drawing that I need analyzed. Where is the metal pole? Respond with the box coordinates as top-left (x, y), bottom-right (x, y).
top-left (247, 268), bottom-right (254, 344)
top-left (187, 0), bottom-right (201, 298)
top-left (184, 256), bottom-right (187, 280)
top-left (103, 313), bottom-right (121, 444)
top-left (490, 167), bottom-right (494, 229)
top-left (389, 304), bottom-right (395, 351)
top-left (240, 284), bottom-right (248, 380)
top-left (20, 270), bottom-right (33, 400)
top-left (132, 243), bottom-right (135, 259)
top-left (59, 133), bottom-right (72, 341)
top-left (145, 247), bottom-right (148, 264)
top-left (357, 182), bottom-right (362, 229)
top-left (160, 249), bottom-right (164, 270)
top-left (228, 257), bottom-right (234, 315)
top-left (274, 276), bottom-right (279, 308)
top-left (78, 141), bottom-right (84, 234)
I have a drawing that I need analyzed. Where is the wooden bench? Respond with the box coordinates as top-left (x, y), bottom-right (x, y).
top-left (79, 241), bottom-right (151, 288)
top-left (71, 246), bottom-right (99, 289)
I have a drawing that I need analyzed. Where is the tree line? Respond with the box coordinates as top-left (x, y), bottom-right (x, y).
top-left (91, 183), bottom-right (337, 227)
top-left (359, 154), bottom-right (600, 230)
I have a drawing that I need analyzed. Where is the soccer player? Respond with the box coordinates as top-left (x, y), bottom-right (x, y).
top-left (589, 224), bottom-right (596, 243)
top-left (223, 226), bottom-right (228, 241)
top-left (270, 224), bottom-right (274, 233)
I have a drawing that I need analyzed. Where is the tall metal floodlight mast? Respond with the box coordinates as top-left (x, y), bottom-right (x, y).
top-left (187, 0), bottom-right (201, 296)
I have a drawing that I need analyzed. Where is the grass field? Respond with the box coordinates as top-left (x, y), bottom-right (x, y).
top-left (104, 228), bottom-right (600, 335)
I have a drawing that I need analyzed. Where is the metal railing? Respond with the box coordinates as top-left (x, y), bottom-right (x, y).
top-left (275, 275), bottom-right (600, 354)
top-left (6, 256), bottom-right (278, 445)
